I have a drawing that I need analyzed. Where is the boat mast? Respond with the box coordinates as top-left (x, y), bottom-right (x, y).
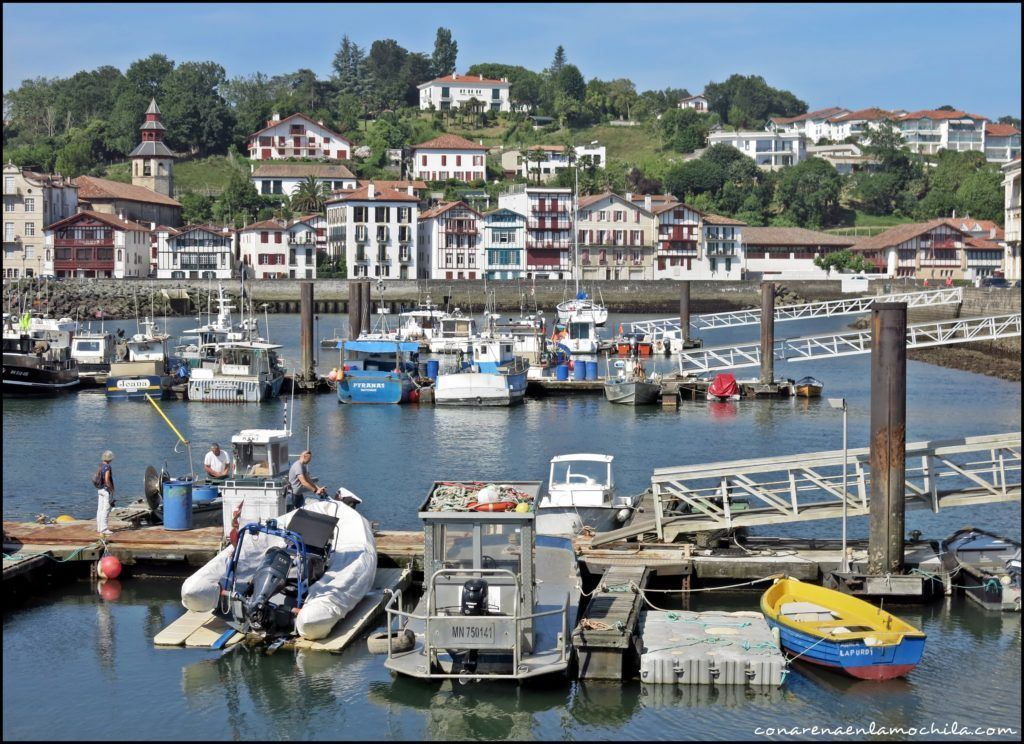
top-left (573, 156), bottom-right (579, 296)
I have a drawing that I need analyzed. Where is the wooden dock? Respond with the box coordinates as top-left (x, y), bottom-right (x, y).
top-left (573, 565), bottom-right (649, 680)
top-left (528, 378), bottom-right (606, 394)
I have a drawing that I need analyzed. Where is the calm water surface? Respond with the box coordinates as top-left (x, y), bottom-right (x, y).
top-left (3, 312), bottom-right (1021, 740)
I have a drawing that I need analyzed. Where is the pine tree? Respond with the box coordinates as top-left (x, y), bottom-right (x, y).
top-left (332, 35), bottom-right (366, 97)
top-left (431, 27), bottom-right (458, 78)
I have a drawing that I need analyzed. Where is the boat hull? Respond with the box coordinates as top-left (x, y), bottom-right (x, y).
top-left (337, 372), bottom-right (414, 404)
top-left (765, 618), bottom-right (926, 680)
top-left (106, 374), bottom-right (171, 400)
top-left (187, 374), bottom-right (282, 403)
top-left (604, 380), bottom-right (660, 405)
top-left (434, 370), bottom-right (527, 406)
top-left (2, 363), bottom-right (80, 395)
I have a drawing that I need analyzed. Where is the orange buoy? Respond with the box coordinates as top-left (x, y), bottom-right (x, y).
top-left (98, 555), bottom-right (122, 579)
top-left (466, 501), bottom-right (516, 512)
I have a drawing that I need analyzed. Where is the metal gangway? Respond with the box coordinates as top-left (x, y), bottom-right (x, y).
top-left (591, 432), bottom-right (1021, 546)
top-left (675, 313), bottom-right (1021, 375)
top-left (630, 288), bottom-right (963, 340)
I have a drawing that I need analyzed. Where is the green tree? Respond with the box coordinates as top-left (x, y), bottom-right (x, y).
top-left (180, 192), bottom-right (215, 224)
top-left (550, 46), bottom-right (567, 76)
top-left (704, 73), bottom-right (806, 129)
top-left (161, 61), bottom-right (235, 156)
top-left (775, 157), bottom-right (842, 229)
top-left (331, 35), bottom-right (367, 97)
top-left (290, 175), bottom-right (330, 214)
top-left (334, 92), bottom-right (361, 134)
top-left (431, 27), bottom-right (458, 78)
top-left (222, 73), bottom-right (276, 148)
top-left (814, 249), bottom-right (875, 273)
top-left (365, 39), bottom-right (411, 111)
top-left (107, 54), bottom-right (176, 154)
top-left (214, 169), bottom-right (264, 227)
top-left (954, 169), bottom-right (1004, 223)
top-left (466, 63), bottom-right (543, 112)
top-left (664, 159), bottom-right (723, 200)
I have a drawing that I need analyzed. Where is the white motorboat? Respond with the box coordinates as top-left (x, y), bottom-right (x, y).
top-left (535, 454), bottom-right (639, 535)
top-left (181, 499), bottom-right (377, 641)
top-left (427, 310), bottom-right (480, 354)
top-left (398, 296), bottom-right (447, 341)
top-left (557, 291), bottom-right (608, 327)
top-left (434, 336), bottom-right (529, 406)
top-left (187, 340), bottom-right (286, 403)
top-left (551, 318), bottom-right (601, 355)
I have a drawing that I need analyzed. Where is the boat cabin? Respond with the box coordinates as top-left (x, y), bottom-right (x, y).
top-left (470, 337), bottom-right (518, 373)
top-left (220, 428), bottom-right (292, 536)
top-left (546, 454), bottom-right (615, 509)
top-left (231, 428), bottom-right (290, 478)
top-left (341, 339), bottom-right (419, 372)
top-left (71, 331), bottom-right (115, 368)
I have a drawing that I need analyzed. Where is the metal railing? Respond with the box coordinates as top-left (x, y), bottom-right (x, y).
top-left (632, 288), bottom-right (964, 339)
top-left (675, 312), bottom-right (1020, 374)
top-left (649, 432), bottom-right (1021, 539)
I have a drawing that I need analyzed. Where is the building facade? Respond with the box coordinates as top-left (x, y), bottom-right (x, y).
top-left (236, 218), bottom-right (317, 280)
top-left (501, 143), bottom-right (606, 182)
top-left (128, 99), bottom-right (175, 197)
top-left (854, 220), bottom-right (1004, 281)
top-left (247, 113), bottom-right (351, 161)
top-left (74, 176), bottom-right (182, 228)
top-left (325, 184), bottom-right (421, 279)
top-left (498, 187), bottom-right (573, 280)
top-left (678, 94), bottom-right (709, 112)
top-left (825, 108), bottom-right (899, 142)
top-left (1003, 158), bottom-right (1021, 280)
top-left (3, 164), bottom-right (78, 278)
top-left (894, 110), bottom-right (987, 157)
top-left (156, 224), bottom-right (235, 279)
top-left (43, 211), bottom-right (150, 279)
top-left (481, 208), bottom-right (526, 280)
top-left (251, 163), bottom-right (358, 197)
top-left (411, 135), bottom-right (489, 183)
top-left (575, 192), bottom-right (655, 281)
top-left (418, 73), bottom-right (511, 112)
top-left (985, 124), bottom-right (1022, 164)
top-left (651, 201), bottom-right (702, 279)
top-left (707, 130), bottom-right (808, 169)
top-left (768, 107), bottom-right (848, 143)
top-left (742, 227), bottom-right (858, 280)
top-left (418, 201), bottom-right (483, 280)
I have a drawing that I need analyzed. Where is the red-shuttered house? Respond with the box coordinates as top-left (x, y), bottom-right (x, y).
top-left (247, 113), bottom-right (352, 161)
top-left (43, 211), bottom-right (151, 278)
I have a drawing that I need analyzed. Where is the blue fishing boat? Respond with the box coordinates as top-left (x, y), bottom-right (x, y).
top-left (336, 339), bottom-right (420, 404)
top-left (761, 578), bottom-right (926, 680)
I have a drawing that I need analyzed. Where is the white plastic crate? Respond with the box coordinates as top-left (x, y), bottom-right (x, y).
top-left (220, 479), bottom-right (288, 536)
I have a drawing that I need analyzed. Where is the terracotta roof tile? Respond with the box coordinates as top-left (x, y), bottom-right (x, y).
top-left (46, 210), bottom-right (151, 233)
top-left (237, 218), bottom-right (288, 233)
top-left (829, 108), bottom-right (896, 123)
top-left (74, 176), bottom-right (181, 207)
top-left (251, 163), bottom-right (355, 179)
top-left (771, 107), bottom-right (847, 125)
top-left (703, 214), bottom-right (746, 226)
top-left (247, 113), bottom-right (351, 144)
top-left (742, 226), bottom-right (858, 247)
top-left (412, 134), bottom-right (489, 151)
top-left (355, 179), bottom-right (428, 191)
top-left (985, 123), bottom-right (1020, 137)
top-left (419, 201), bottom-right (480, 220)
top-left (325, 184), bottom-right (419, 204)
top-left (896, 110), bottom-right (987, 122)
top-left (420, 74), bottom-right (508, 87)
top-left (851, 220), bottom-right (952, 252)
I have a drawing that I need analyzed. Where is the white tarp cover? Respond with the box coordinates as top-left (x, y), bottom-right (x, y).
top-left (180, 499), bottom-right (377, 640)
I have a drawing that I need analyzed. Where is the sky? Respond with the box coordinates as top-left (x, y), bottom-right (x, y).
top-left (3, 3), bottom-right (1021, 119)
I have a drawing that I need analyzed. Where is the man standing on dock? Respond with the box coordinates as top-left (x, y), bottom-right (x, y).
top-left (203, 443), bottom-right (232, 483)
top-left (95, 451), bottom-right (115, 536)
top-left (288, 450), bottom-right (326, 508)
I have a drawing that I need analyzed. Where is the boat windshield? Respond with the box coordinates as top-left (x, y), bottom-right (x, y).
top-left (550, 460), bottom-right (610, 489)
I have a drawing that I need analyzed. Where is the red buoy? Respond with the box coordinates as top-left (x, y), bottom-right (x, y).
top-left (98, 555), bottom-right (122, 580)
top-left (409, 389), bottom-right (420, 403)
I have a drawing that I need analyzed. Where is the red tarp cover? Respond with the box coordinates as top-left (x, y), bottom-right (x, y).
top-left (708, 373), bottom-right (739, 399)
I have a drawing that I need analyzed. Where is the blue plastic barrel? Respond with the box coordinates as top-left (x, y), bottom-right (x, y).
top-left (555, 363), bottom-right (570, 381)
top-left (192, 485), bottom-right (218, 503)
top-left (573, 361), bottom-right (586, 381)
top-left (426, 360), bottom-right (440, 379)
top-left (162, 479), bottom-right (193, 530)
top-left (586, 361), bottom-right (599, 380)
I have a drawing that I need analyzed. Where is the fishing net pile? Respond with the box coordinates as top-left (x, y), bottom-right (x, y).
top-left (427, 482), bottom-right (535, 512)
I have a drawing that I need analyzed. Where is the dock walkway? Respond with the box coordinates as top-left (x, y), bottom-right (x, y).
top-left (572, 565), bottom-right (649, 679)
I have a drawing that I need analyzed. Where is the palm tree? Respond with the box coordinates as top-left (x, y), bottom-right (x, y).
top-left (290, 175), bottom-right (329, 214)
top-left (524, 148), bottom-right (547, 184)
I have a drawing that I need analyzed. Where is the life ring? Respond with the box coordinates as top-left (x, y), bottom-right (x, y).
top-left (367, 628), bottom-right (414, 654)
top-left (466, 501), bottom-right (516, 512)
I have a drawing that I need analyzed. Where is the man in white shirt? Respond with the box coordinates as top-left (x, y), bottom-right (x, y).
top-left (203, 442), bottom-right (232, 482)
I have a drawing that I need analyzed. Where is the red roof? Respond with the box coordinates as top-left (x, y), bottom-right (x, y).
top-left (326, 185), bottom-right (419, 204)
top-left (896, 110), bottom-right (987, 122)
top-left (985, 123), bottom-right (1020, 137)
top-left (965, 236), bottom-right (1002, 249)
top-left (46, 210), bottom-right (151, 233)
top-left (247, 113), bottom-right (352, 144)
top-left (74, 176), bottom-right (181, 208)
top-left (237, 218), bottom-right (288, 233)
top-left (419, 201), bottom-right (481, 220)
top-left (771, 107), bottom-right (847, 125)
top-left (829, 108), bottom-right (896, 123)
top-left (355, 179), bottom-right (428, 191)
top-left (942, 217), bottom-right (1004, 239)
top-left (412, 134), bottom-right (489, 151)
top-left (421, 74), bottom-right (508, 87)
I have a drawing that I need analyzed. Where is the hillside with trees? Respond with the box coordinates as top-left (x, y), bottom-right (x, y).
top-left (2, 29), bottom-right (1011, 231)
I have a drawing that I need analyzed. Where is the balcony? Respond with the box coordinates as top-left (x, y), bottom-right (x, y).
top-left (398, 251), bottom-right (412, 262)
top-left (525, 240), bottom-right (571, 251)
top-left (532, 205), bottom-right (568, 215)
top-left (527, 221), bottom-right (572, 231)
top-left (354, 251), bottom-right (368, 263)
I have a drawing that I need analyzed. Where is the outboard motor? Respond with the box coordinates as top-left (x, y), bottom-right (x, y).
top-left (459, 578), bottom-right (489, 675)
top-left (244, 547), bottom-right (295, 632)
top-left (461, 579), bottom-right (489, 616)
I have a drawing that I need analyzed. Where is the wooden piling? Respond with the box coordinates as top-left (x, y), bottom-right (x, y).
top-left (868, 302), bottom-right (908, 576)
top-left (299, 281), bottom-right (314, 380)
top-left (760, 282), bottom-right (775, 385)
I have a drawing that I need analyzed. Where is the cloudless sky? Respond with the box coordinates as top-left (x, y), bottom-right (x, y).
top-left (3, 3), bottom-right (1021, 119)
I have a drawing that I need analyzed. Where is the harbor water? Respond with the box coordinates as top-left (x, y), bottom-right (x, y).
top-left (3, 312), bottom-right (1021, 740)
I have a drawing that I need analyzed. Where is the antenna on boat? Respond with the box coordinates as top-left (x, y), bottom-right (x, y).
top-left (305, 425), bottom-right (310, 452)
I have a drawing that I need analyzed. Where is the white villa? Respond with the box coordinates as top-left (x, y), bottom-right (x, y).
top-left (418, 73), bottom-right (511, 113)
top-left (247, 113), bottom-right (352, 161)
top-left (707, 130), bottom-right (808, 169)
top-left (236, 218), bottom-right (317, 280)
top-left (678, 94), bottom-right (709, 112)
top-left (411, 135), bottom-right (489, 183)
top-left (251, 163), bottom-right (358, 198)
top-left (325, 183), bottom-right (421, 279)
top-left (155, 223), bottom-right (235, 280)
top-left (501, 143), bottom-right (606, 182)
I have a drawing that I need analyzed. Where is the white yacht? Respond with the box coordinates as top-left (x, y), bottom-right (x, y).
top-left (535, 454), bottom-right (640, 535)
top-left (434, 336), bottom-right (529, 406)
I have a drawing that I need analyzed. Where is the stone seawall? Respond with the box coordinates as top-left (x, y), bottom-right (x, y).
top-left (3, 277), bottom-right (849, 319)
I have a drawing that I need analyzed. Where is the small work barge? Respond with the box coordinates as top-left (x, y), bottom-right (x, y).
top-left (381, 481), bottom-right (581, 681)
